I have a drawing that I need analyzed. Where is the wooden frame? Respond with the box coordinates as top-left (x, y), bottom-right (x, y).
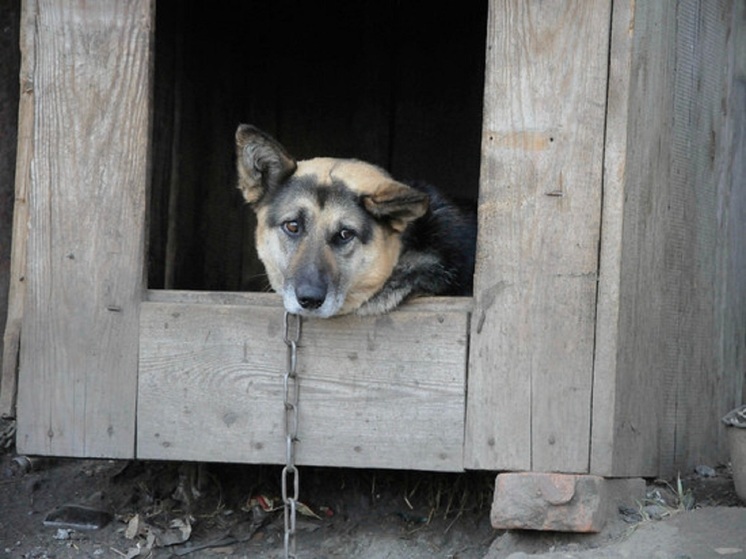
top-left (4, 0), bottom-right (745, 477)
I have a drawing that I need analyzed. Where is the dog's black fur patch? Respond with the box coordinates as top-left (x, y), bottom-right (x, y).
top-left (356, 180), bottom-right (476, 315)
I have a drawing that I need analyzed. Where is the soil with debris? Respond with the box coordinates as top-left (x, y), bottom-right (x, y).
top-left (0, 419), bottom-right (495, 559)
top-left (1, 418), bottom-right (744, 559)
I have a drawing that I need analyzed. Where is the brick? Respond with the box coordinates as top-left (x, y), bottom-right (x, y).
top-left (490, 473), bottom-right (644, 533)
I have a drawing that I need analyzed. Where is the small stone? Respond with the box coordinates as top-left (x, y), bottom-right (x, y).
top-left (694, 464), bottom-right (717, 478)
top-left (643, 504), bottom-right (669, 520)
top-left (619, 504), bottom-right (643, 523)
top-left (53, 528), bottom-right (73, 540)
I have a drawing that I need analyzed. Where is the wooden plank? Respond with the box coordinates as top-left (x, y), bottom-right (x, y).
top-left (137, 298), bottom-right (468, 471)
top-left (465, 0), bottom-right (610, 472)
top-left (590, 0), bottom-right (649, 477)
top-left (726, 1), bottom-right (746, 410)
top-left (15, 0), bottom-right (153, 457)
top-left (0, 0), bottom-right (31, 418)
top-left (591, 2), bottom-right (676, 476)
top-left (660, 0), bottom-right (713, 475)
top-left (666, 0), bottom-right (742, 473)
top-left (592, 0), bottom-right (746, 477)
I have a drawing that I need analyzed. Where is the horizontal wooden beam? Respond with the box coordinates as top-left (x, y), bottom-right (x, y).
top-left (138, 292), bottom-right (470, 471)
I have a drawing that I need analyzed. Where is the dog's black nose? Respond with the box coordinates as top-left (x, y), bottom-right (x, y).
top-left (295, 269), bottom-right (328, 311)
top-left (298, 295), bottom-right (325, 310)
top-left (296, 286), bottom-right (326, 310)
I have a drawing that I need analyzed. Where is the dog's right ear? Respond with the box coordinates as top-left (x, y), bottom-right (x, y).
top-left (235, 124), bottom-right (297, 205)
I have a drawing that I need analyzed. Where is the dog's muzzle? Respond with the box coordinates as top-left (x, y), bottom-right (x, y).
top-left (296, 283), bottom-right (326, 311)
top-left (283, 269), bottom-right (344, 317)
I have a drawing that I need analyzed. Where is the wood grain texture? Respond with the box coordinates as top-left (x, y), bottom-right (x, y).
top-left (727, 0), bottom-right (746, 412)
top-left (589, 0), bottom-right (645, 476)
top-left (465, 0), bottom-right (610, 472)
top-left (15, 0), bottom-right (153, 457)
top-left (137, 296), bottom-right (469, 471)
top-left (666, 0), bottom-right (739, 476)
top-left (0, 0), bottom-right (32, 418)
top-left (611, 0), bottom-right (688, 477)
top-left (591, 0), bottom-right (746, 477)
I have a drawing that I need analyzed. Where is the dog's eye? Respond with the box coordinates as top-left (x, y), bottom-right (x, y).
top-left (282, 220), bottom-right (301, 236)
top-left (336, 228), bottom-right (356, 243)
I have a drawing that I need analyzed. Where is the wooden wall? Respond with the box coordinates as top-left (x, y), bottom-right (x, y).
top-left (591, 0), bottom-right (746, 477)
top-left (6, 0), bottom-right (745, 477)
top-left (466, 0), bottom-right (746, 476)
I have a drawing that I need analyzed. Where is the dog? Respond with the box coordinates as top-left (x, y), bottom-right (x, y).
top-left (235, 124), bottom-right (476, 318)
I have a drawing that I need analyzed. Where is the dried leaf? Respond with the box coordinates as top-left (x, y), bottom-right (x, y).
top-left (154, 517), bottom-right (192, 546)
top-left (124, 514), bottom-right (141, 540)
top-left (296, 501), bottom-right (321, 520)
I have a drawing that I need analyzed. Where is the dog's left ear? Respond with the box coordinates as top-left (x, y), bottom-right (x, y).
top-left (235, 124), bottom-right (297, 205)
top-left (363, 181), bottom-right (429, 233)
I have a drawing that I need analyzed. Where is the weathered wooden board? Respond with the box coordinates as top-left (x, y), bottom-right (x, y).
top-left (15, 0), bottom-right (153, 457)
top-left (138, 292), bottom-right (470, 471)
top-left (465, 0), bottom-right (610, 472)
top-left (729, 2), bottom-right (746, 409)
top-left (665, 0), bottom-right (742, 477)
top-left (594, 0), bottom-right (683, 477)
top-left (0, 0), bottom-right (30, 418)
top-left (592, 0), bottom-right (746, 477)
top-left (589, 0), bottom-right (647, 477)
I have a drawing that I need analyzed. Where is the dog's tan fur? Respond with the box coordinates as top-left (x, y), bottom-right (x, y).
top-left (253, 186), bottom-right (404, 316)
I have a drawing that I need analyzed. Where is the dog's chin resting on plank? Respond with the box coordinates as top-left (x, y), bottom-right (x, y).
top-left (235, 124), bottom-right (476, 318)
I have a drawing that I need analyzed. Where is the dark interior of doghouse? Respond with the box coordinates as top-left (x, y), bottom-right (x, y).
top-left (148, 0), bottom-right (488, 291)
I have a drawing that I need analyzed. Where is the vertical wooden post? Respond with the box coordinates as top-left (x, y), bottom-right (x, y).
top-left (465, 0), bottom-right (611, 472)
top-left (1, 0), bottom-right (31, 418)
top-left (15, 0), bottom-right (154, 457)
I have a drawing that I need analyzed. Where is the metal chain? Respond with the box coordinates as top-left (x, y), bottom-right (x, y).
top-left (282, 312), bottom-right (302, 559)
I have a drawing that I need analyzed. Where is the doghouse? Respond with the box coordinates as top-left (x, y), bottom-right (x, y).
top-left (2, 0), bottom-right (745, 489)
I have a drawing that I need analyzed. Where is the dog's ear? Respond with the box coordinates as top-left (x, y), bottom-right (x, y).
top-left (363, 181), bottom-right (429, 233)
top-left (235, 124), bottom-right (297, 205)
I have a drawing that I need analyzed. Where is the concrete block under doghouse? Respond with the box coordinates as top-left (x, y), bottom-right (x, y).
top-left (722, 405), bottom-right (746, 502)
top-left (490, 473), bottom-right (645, 533)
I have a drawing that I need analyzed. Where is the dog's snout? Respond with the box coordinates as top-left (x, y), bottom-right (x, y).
top-left (296, 284), bottom-right (326, 310)
top-left (295, 270), bottom-right (328, 310)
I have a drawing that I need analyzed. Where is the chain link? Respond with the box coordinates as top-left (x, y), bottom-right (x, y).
top-left (282, 312), bottom-right (302, 559)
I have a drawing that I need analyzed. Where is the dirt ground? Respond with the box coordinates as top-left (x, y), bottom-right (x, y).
top-left (1, 418), bottom-right (744, 559)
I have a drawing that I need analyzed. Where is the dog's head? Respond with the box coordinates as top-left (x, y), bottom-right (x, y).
top-left (235, 124), bottom-right (428, 317)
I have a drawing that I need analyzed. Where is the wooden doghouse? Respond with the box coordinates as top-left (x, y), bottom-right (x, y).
top-left (2, 0), bottom-right (745, 480)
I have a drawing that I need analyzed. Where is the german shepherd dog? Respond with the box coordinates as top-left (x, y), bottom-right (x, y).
top-left (235, 124), bottom-right (476, 318)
